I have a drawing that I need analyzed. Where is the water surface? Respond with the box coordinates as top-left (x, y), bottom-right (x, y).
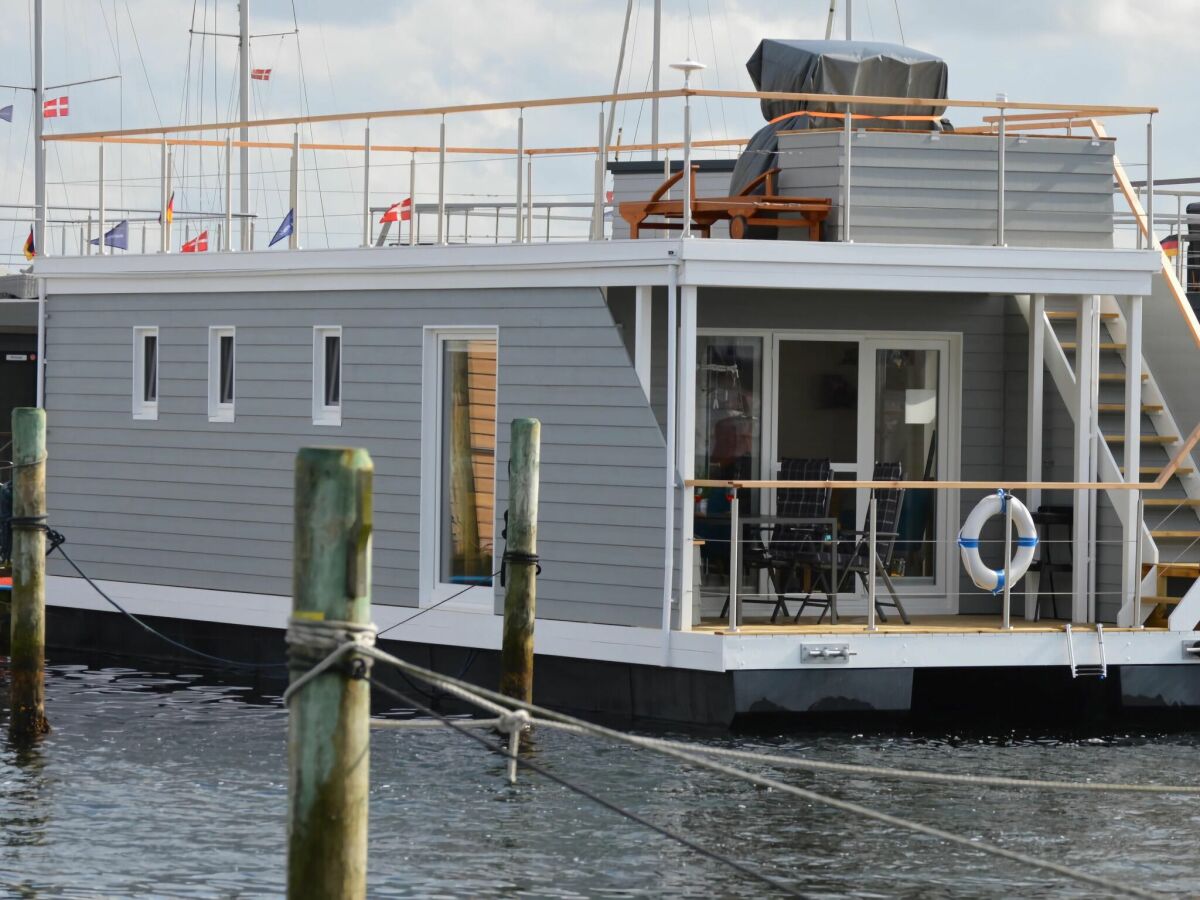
top-left (1, 660), bottom-right (1198, 898)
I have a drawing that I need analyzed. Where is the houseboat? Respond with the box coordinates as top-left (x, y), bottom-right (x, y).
top-left (3, 33), bottom-right (1200, 725)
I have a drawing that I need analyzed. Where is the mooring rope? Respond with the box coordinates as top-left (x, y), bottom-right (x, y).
top-left (281, 616), bottom-right (377, 705)
top-left (349, 646), bottom-right (1169, 900)
top-left (368, 675), bottom-right (811, 899)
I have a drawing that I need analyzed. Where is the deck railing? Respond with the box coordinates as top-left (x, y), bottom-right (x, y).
top-left (687, 425), bottom-right (1200, 633)
top-left (23, 87), bottom-right (1156, 259)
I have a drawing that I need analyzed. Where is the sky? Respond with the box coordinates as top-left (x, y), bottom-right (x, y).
top-left (0, 0), bottom-right (1195, 264)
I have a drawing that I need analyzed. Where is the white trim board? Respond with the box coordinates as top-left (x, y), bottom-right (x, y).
top-left (33, 239), bottom-right (1160, 298)
top-left (45, 575), bottom-right (723, 673)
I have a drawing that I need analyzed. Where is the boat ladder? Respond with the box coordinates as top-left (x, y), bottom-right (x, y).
top-left (1065, 623), bottom-right (1107, 679)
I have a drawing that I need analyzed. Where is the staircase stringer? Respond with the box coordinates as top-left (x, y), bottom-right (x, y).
top-left (1016, 295), bottom-right (1161, 625)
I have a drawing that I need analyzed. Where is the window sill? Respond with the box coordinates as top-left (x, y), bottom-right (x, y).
top-left (208, 408), bottom-right (235, 424)
top-left (132, 407), bottom-right (159, 422)
top-left (313, 409), bottom-right (342, 427)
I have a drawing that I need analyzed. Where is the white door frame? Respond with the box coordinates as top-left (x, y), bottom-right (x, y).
top-left (696, 327), bottom-right (962, 612)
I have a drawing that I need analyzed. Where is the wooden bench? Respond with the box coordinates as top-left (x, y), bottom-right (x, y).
top-left (619, 166), bottom-right (832, 241)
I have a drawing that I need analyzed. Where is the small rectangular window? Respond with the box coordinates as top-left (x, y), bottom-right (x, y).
top-left (132, 326), bottom-right (159, 420)
top-left (208, 326), bottom-right (235, 422)
top-left (313, 326), bottom-right (342, 426)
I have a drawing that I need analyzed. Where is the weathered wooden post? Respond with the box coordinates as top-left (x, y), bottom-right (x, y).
top-left (10, 407), bottom-right (49, 739)
top-left (288, 447), bottom-right (373, 900)
top-left (500, 418), bottom-right (540, 703)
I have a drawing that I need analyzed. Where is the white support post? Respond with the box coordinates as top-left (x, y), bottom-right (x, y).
top-left (224, 133), bottom-right (233, 252)
top-left (159, 137), bottom-right (169, 253)
top-left (661, 263), bottom-right (678, 661)
top-left (677, 284), bottom-right (698, 630)
top-left (437, 118), bottom-right (447, 245)
top-left (591, 106), bottom-right (606, 240)
top-left (634, 285), bottom-right (653, 401)
top-left (842, 105), bottom-right (852, 242)
top-left (1072, 294), bottom-right (1099, 624)
top-left (1025, 294), bottom-right (1045, 621)
top-left (362, 124), bottom-right (371, 248)
top-left (97, 143), bottom-right (105, 256)
top-left (289, 131), bottom-right (300, 250)
top-left (1121, 294), bottom-right (1144, 626)
top-left (514, 111), bottom-right (524, 243)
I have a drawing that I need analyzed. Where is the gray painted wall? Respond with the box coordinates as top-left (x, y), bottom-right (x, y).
top-left (44, 287), bottom-right (670, 628)
top-left (777, 131), bottom-right (1115, 249)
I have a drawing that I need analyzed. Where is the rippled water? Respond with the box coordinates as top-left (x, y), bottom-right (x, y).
top-left (1, 659), bottom-right (1198, 898)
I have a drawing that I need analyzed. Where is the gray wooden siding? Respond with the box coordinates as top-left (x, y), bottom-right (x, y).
top-left (777, 131), bottom-right (1115, 249)
top-left (44, 287), bottom-right (669, 628)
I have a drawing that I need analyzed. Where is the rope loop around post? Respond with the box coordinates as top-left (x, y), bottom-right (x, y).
top-left (282, 616), bottom-right (378, 705)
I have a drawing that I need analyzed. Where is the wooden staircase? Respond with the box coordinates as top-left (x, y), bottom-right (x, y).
top-left (1047, 298), bottom-right (1200, 625)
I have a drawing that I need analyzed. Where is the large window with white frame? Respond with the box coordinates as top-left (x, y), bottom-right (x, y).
top-left (420, 328), bottom-right (498, 601)
top-left (208, 326), bottom-right (236, 423)
top-left (312, 326), bottom-right (342, 426)
top-left (132, 326), bottom-right (159, 420)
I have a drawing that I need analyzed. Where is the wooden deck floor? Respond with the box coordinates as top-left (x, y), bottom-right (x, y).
top-left (694, 615), bottom-right (1164, 635)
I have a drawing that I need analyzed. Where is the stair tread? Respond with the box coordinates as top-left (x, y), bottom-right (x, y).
top-left (1122, 466), bottom-right (1195, 475)
top-left (1142, 595), bottom-right (1183, 605)
top-left (1104, 434), bottom-right (1178, 444)
top-left (1144, 498), bottom-right (1200, 507)
top-left (1060, 342), bottom-right (1126, 351)
top-left (1097, 403), bottom-right (1164, 413)
top-left (1099, 373), bottom-right (1149, 382)
top-left (1147, 562), bottom-right (1200, 576)
top-left (1046, 311), bottom-right (1120, 321)
top-left (1150, 530), bottom-right (1200, 539)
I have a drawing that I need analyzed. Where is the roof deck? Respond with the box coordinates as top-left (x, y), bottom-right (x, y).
top-left (23, 86), bottom-right (1161, 262)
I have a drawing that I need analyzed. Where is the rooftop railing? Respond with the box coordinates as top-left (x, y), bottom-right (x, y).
top-left (23, 87), bottom-right (1157, 258)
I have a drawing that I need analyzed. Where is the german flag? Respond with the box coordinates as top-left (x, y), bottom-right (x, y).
top-left (159, 192), bottom-right (174, 227)
top-left (22, 226), bottom-right (35, 261)
top-left (1161, 234), bottom-right (1180, 258)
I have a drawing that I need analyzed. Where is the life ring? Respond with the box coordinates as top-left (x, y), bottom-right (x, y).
top-left (957, 491), bottom-right (1038, 594)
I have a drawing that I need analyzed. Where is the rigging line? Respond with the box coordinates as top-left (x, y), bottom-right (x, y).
top-left (702, 0), bottom-right (729, 146)
top-left (717, 0), bottom-right (750, 139)
top-left (617, 0), bottom-right (642, 139)
top-left (315, 19), bottom-right (357, 210)
top-left (362, 652), bottom-right (1168, 900)
top-left (685, 2), bottom-right (717, 149)
top-left (291, 4), bottom-right (329, 250)
top-left (893, 0), bottom-right (906, 44)
top-left (865, 0), bottom-right (876, 39)
top-left (123, 1), bottom-right (162, 126)
top-left (367, 677), bottom-right (810, 900)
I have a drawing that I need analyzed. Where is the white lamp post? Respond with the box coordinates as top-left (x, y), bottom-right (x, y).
top-left (670, 59), bottom-right (706, 238)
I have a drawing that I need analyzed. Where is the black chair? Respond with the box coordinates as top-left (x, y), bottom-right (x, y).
top-left (721, 457), bottom-right (832, 623)
top-left (793, 461), bottom-right (911, 625)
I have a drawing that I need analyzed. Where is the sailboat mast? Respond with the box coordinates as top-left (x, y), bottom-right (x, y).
top-left (825, 0), bottom-right (836, 40)
top-left (238, 0), bottom-right (250, 249)
top-left (33, 0), bottom-right (45, 254)
top-left (846, 0), bottom-right (853, 40)
top-left (650, 0), bottom-right (660, 161)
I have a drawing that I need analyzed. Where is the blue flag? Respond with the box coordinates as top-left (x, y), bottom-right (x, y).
top-left (269, 209), bottom-right (294, 247)
top-left (0, 106), bottom-right (12, 123)
top-left (89, 219), bottom-right (129, 250)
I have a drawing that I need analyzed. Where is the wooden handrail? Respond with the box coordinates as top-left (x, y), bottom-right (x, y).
top-left (41, 87), bottom-right (1156, 144)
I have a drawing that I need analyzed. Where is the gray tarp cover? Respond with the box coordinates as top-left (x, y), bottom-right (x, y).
top-left (730, 39), bottom-right (948, 196)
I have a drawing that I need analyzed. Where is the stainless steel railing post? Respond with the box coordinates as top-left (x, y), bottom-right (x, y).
top-left (437, 117), bottom-right (447, 246)
top-left (842, 104), bottom-right (852, 242)
top-left (1002, 492), bottom-right (1014, 630)
top-left (866, 497), bottom-right (878, 632)
top-left (996, 96), bottom-right (1007, 246)
top-left (728, 491), bottom-right (740, 633)
top-left (515, 110), bottom-right (524, 244)
top-left (1133, 490), bottom-right (1145, 629)
top-left (1146, 115), bottom-right (1155, 248)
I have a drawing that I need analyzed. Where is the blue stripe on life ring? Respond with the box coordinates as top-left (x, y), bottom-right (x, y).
top-left (958, 537), bottom-right (980, 549)
top-left (1017, 536), bottom-right (1038, 547)
top-left (992, 570), bottom-right (1005, 594)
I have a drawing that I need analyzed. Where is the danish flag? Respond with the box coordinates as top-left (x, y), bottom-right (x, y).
top-left (379, 197), bottom-right (412, 223)
top-left (42, 96), bottom-right (69, 118)
top-left (181, 230), bottom-right (209, 253)
top-left (251, 68), bottom-right (272, 81)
